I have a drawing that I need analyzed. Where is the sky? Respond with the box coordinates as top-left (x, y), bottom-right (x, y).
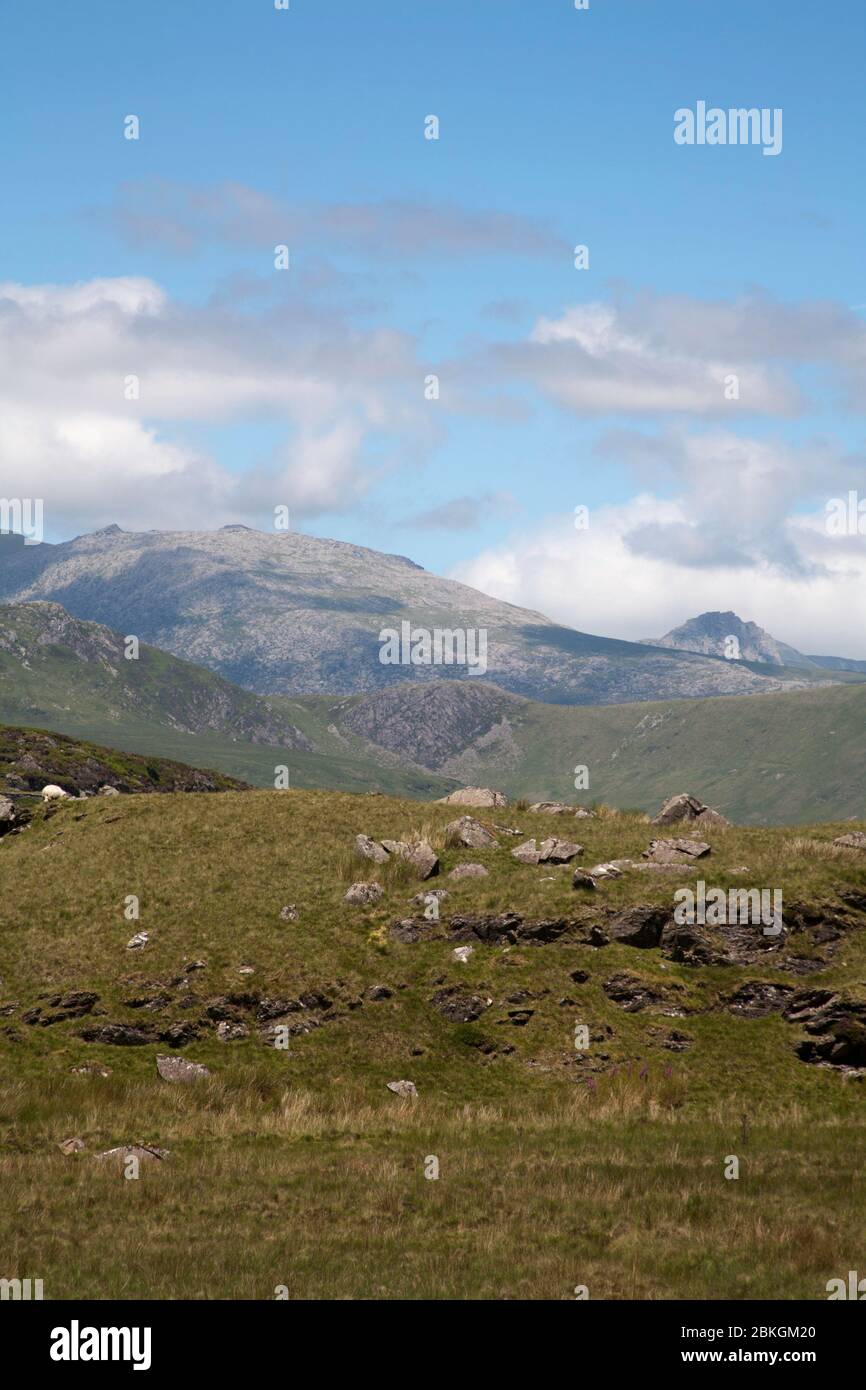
top-left (1, 0), bottom-right (865, 654)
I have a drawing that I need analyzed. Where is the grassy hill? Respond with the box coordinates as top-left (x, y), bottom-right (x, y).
top-left (312, 678), bottom-right (866, 824)
top-left (1, 788), bottom-right (865, 1298)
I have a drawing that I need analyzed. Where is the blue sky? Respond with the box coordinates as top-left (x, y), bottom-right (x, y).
top-left (1, 0), bottom-right (865, 651)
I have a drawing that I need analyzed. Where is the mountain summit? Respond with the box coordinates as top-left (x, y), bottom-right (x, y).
top-left (647, 611), bottom-right (817, 668)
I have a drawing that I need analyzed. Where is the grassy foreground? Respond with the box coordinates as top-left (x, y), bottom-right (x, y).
top-left (1, 789), bottom-right (865, 1300)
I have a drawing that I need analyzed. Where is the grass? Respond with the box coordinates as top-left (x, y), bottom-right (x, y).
top-left (1, 788), bottom-right (866, 1299)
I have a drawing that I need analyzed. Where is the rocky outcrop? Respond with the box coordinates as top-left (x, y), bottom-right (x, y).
top-left (444, 816), bottom-right (497, 850)
top-left (511, 837), bottom-right (583, 865)
top-left (643, 837), bottom-right (710, 864)
top-left (438, 787), bottom-right (508, 808)
top-left (652, 793), bottom-right (730, 830)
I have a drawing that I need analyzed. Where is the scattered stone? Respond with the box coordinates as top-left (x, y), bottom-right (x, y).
top-left (279, 904), bottom-right (299, 922)
top-left (512, 839), bottom-right (541, 865)
top-left (216, 1020), bottom-right (249, 1042)
top-left (389, 917), bottom-right (443, 944)
top-left (448, 863), bottom-right (489, 881)
top-left (58, 1137), bottom-right (85, 1156)
top-left (22, 991), bottom-right (99, 1026)
top-left (98, 785), bottom-right (120, 797)
top-left (528, 802), bottom-right (595, 818)
top-left (403, 840), bottom-right (439, 880)
top-left (452, 945), bottom-right (474, 963)
top-left (70, 1061), bottom-right (112, 1077)
top-left (344, 881), bottom-right (385, 906)
top-left (448, 912), bottom-right (572, 946)
top-left (156, 1054), bottom-right (210, 1083)
top-left (603, 973), bottom-right (667, 1012)
top-left (570, 969), bottom-right (590, 984)
top-left (0, 796), bottom-right (19, 836)
top-left (367, 984), bottom-right (392, 1001)
top-left (386, 1079), bottom-right (418, 1097)
top-left (538, 837), bottom-right (583, 864)
top-left (159, 1020), bottom-right (201, 1048)
top-left (652, 793), bottom-right (730, 829)
top-left (722, 982), bottom-right (795, 1018)
top-left (444, 816), bottom-right (497, 850)
top-left (643, 837), bottom-right (710, 864)
top-left (572, 868), bottom-right (597, 890)
top-left (126, 931), bottom-right (148, 951)
top-left (96, 1143), bottom-right (168, 1163)
top-left (79, 1023), bottom-right (155, 1046)
top-left (430, 987), bottom-right (492, 1023)
top-left (589, 861), bottom-right (625, 880)
top-left (355, 833), bottom-right (389, 864)
top-left (437, 787), bottom-right (508, 808)
top-left (833, 832), bottom-right (866, 850)
top-left (660, 1031), bottom-right (692, 1052)
top-left (237, 965), bottom-right (255, 975)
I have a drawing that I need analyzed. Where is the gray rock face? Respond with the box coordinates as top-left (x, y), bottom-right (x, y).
top-left (643, 837), bottom-right (711, 863)
top-left (156, 1055), bottom-right (210, 1083)
top-left (437, 787), bottom-right (508, 808)
top-left (445, 816), bottom-right (497, 850)
top-left (652, 793), bottom-right (731, 830)
top-left (344, 881), bottom-right (385, 906)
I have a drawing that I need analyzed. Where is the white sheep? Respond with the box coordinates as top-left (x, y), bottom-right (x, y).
top-left (41, 784), bottom-right (69, 802)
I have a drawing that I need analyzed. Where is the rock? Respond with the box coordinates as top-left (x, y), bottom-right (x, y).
top-left (96, 1143), bottom-right (168, 1163)
top-left (367, 984), bottom-right (392, 1001)
top-left (528, 802), bottom-right (594, 818)
top-left (512, 839), bottom-right (541, 865)
top-left (833, 832), bottom-right (866, 850)
top-left (70, 1061), bottom-right (112, 1077)
top-left (216, 1020), bottom-right (249, 1042)
top-left (0, 796), bottom-right (19, 836)
top-left (444, 816), bottom-right (497, 850)
top-left (538, 837), bottom-right (583, 864)
top-left (437, 787), bottom-right (508, 808)
top-left (448, 912), bottom-right (573, 946)
top-left (389, 917), bottom-right (443, 944)
top-left (448, 863), bottom-right (489, 881)
top-left (572, 868), bottom-right (597, 890)
top-left (23, 991), bottom-right (99, 1026)
top-left (344, 881), bottom-right (385, 906)
top-left (386, 1079), bottom-right (418, 1097)
top-left (98, 785), bottom-right (120, 797)
top-left (126, 931), bottom-right (148, 950)
top-left (279, 904), bottom-right (299, 922)
top-left (159, 1021), bottom-right (201, 1047)
top-left (452, 945), bottom-right (474, 963)
top-left (430, 987), bottom-right (492, 1023)
top-left (722, 982), bottom-right (795, 1018)
top-left (643, 837), bottom-right (710, 864)
top-left (497, 1009), bottom-right (534, 1026)
top-left (784, 991), bottom-right (866, 1067)
top-left (156, 1054), bottom-right (210, 1083)
top-left (589, 861), bottom-right (625, 880)
top-left (354, 833), bottom-right (389, 864)
top-left (58, 1137), bottom-right (85, 1155)
top-left (403, 840), bottom-right (439, 880)
top-left (79, 1023), bottom-right (156, 1046)
top-left (602, 974), bottom-right (668, 1012)
top-left (606, 906), bottom-right (671, 949)
top-left (381, 839), bottom-right (409, 855)
top-left (652, 793), bottom-right (730, 829)
top-left (41, 784), bottom-right (69, 801)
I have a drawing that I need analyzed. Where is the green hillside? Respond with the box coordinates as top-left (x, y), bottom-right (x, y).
top-left (1, 788), bottom-right (866, 1299)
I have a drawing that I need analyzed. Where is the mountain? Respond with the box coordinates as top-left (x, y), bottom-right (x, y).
top-left (645, 611), bottom-right (818, 668)
top-left (0, 527), bottom-right (843, 705)
top-left (0, 601), bottom-right (454, 800)
top-left (302, 676), bottom-right (866, 824)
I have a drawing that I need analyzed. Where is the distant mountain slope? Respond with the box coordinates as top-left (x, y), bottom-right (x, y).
top-left (306, 678), bottom-right (866, 824)
top-left (0, 600), bottom-right (311, 748)
top-left (0, 527), bottom-right (841, 705)
top-left (644, 610), bottom-right (819, 668)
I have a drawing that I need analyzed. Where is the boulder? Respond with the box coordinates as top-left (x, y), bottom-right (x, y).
top-left (833, 832), bottom-right (866, 851)
top-left (402, 840), bottom-right (439, 880)
top-left (512, 838), bottom-right (541, 865)
top-left (156, 1054), bottom-right (210, 1083)
top-left (448, 862), bottom-right (489, 880)
top-left (386, 1079), bottom-right (418, 1097)
top-left (0, 796), bottom-right (18, 836)
top-left (98, 785), bottom-right (121, 797)
top-left (572, 868), bottom-right (597, 890)
top-left (528, 802), bottom-right (594, 818)
top-left (652, 793), bottom-right (730, 829)
top-left (354, 833), bottom-right (389, 864)
top-left (538, 837), bottom-right (583, 864)
top-left (344, 881), bottom-right (385, 906)
top-left (437, 787), bottom-right (508, 808)
top-left (444, 816), bottom-right (497, 850)
top-left (643, 837), bottom-right (710, 864)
